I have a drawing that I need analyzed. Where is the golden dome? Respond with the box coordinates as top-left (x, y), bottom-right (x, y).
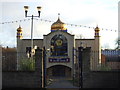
top-left (51, 17), bottom-right (67, 31)
top-left (17, 26), bottom-right (22, 32)
top-left (17, 25), bottom-right (23, 39)
top-left (94, 25), bottom-right (100, 37)
top-left (95, 26), bottom-right (100, 31)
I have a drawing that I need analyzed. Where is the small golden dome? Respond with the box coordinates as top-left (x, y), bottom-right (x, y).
top-left (51, 17), bottom-right (67, 31)
top-left (17, 26), bottom-right (22, 32)
top-left (95, 26), bottom-right (100, 31)
top-left (94, 25), bottom-right (100, 37)
top-left (17, 25), bottom-right (23, 39)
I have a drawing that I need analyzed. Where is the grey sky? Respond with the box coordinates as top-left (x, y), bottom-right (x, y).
top-left (0, 0), bottom-right (119, 49)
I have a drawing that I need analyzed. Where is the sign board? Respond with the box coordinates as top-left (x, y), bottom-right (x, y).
top-left (49, 58), bottom-right (70, 63)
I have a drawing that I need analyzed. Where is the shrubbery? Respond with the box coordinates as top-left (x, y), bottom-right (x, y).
top-left (20, 57), bottom-right (35, 71)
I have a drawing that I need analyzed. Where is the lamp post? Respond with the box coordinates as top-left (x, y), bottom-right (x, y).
top-left (24, 6), bottom-right (42, 57)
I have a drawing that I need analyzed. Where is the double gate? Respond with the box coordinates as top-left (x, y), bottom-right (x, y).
top-left (35, 47), bottom-right (91, 88)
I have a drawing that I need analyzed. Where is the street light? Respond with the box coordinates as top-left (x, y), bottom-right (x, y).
top-left (24, 6), bottom-right (42, 57)
top-left (24, 6), bottom-right (29, 17)
top-left (37, 6), bottom-right (42, 17)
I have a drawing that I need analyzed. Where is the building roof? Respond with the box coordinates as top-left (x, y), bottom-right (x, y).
top-left (44, 30), bottom-right (74, 36)
top-left (75, 39), bottom-right (95, 40)
top-left (22, 39), bottom-right (43, 40)
top-left (51, 17), bottom-right (67, 31)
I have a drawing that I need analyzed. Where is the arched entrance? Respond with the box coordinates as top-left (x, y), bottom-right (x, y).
top-left (47, 65), bottom-right (71, 78)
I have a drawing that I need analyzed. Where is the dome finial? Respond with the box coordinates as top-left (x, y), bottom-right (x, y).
top-left (58, 13), bottom-right (60, 18)
top-left (19, 25), bottom-right (21, 28)
top-left (96, 24), bottom-right (98, 27)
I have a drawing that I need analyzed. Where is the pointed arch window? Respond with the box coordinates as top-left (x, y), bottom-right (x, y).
top-left (51, 34), bottom-right (68, 56)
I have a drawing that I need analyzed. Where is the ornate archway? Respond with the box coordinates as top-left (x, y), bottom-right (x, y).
top-left (47, 65), bottom-right (71, 78)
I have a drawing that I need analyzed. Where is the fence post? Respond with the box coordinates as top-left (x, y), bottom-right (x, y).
top-left (43, 47), bottom-right (46, 88)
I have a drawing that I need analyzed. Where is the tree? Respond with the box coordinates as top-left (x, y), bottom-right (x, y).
top-left (75, 34), bottom-right (84, 39)
top-left (102, 43), bottom-right (110, 49)
top-left (20, 58), bottom-right (35, 71)
top-left (115, 38), bottom-right (120, 49)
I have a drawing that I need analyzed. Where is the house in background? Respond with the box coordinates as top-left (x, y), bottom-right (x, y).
top-left (102, 49), bottom-right (120, 70)
top-left (2, 47), bottom-right (17, 71)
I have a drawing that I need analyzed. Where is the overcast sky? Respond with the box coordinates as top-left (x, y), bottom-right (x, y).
top-left (0, 0), bottom-right (119, 49)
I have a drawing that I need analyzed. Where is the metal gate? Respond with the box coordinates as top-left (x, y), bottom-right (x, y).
top-left (73, 47), bottom-right (91, 88)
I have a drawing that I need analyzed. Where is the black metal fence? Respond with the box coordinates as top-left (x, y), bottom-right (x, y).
top-left (74, 47), bottom-right (120, 88)
top-left (102, 49), bottom-right (120, 62)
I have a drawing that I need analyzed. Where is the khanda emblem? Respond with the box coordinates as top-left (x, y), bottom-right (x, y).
top-left (56, 39), bottom-right (63, 46)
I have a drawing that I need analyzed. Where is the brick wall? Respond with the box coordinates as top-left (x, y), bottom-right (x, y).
top-left (107, 62), bottom-right (120, 70)
top-left (2, 71), bottom-right (41, 88)
top-left (2, 49), bottom-right (42, 89)
top-left (83, 71), bottom-right (120, 88)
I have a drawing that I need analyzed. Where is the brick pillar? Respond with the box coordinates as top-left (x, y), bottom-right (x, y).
top-left (82, 47), bottom-right (91, 73)
top-left (82, 47), bottom-right (91, 88)
top-left (78, 47), bottom-right (83, 88)
top-left (35, 48), bottom-right (46, 88)
top-left (35, 48), bottom-right (42, 88)
top-left (78, 47), bottom-right (91, 88)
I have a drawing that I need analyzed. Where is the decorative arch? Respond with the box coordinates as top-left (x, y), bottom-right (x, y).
top-left (47, 65), bottom-right (71, 77)
top-left (50, 34), bottom-right (68, 56)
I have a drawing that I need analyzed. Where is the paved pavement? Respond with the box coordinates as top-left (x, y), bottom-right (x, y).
top-left (46, 77), bottom-right (79, 89)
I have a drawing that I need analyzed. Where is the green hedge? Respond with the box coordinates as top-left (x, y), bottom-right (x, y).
top-left (19, 57), bottom-right (35, 71)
